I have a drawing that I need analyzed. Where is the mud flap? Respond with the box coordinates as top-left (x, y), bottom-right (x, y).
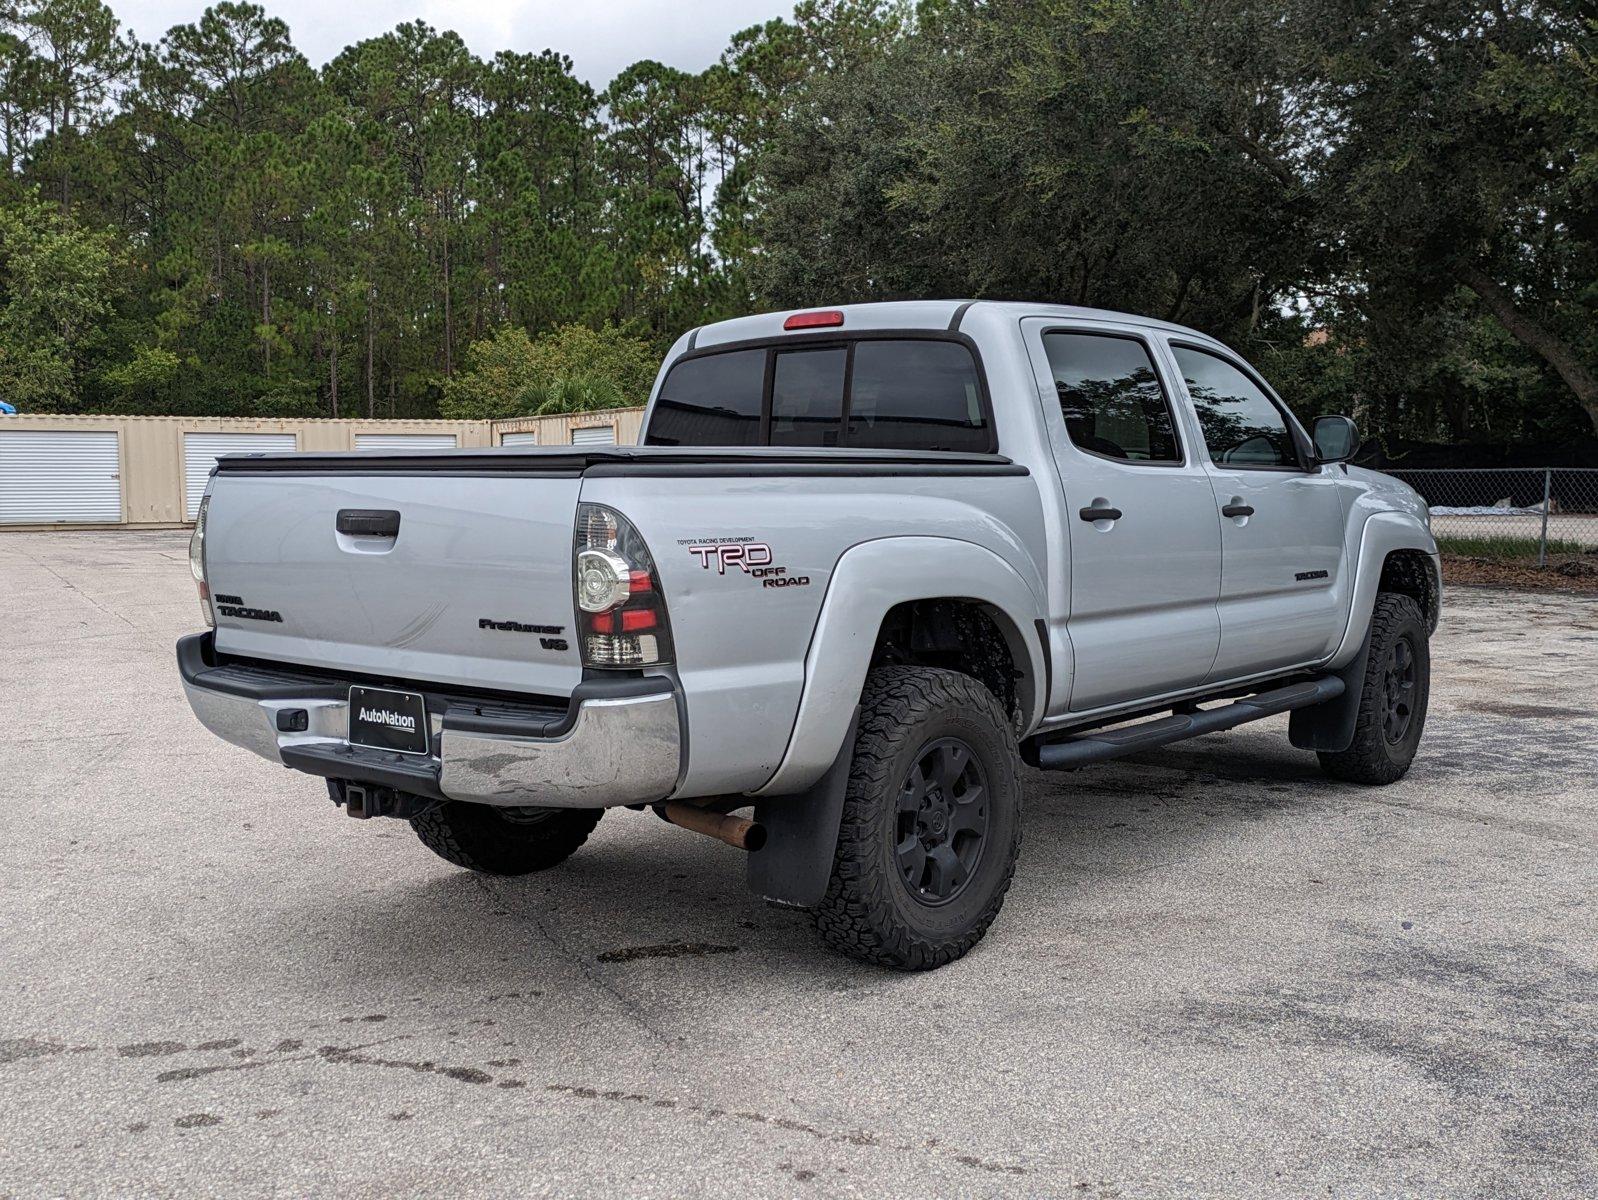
top-left (1289, 632), bottom-right (1372, 753)
top-left (747, 710), bottom-right (858, 908)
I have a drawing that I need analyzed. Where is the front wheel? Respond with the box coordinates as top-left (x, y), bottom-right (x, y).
top-left (813, 666), bottom-right (1022, 970)
top-left (411, 801), bottom-right (603, 875)
top-left (1317, 592), bottom-right (1430, 785)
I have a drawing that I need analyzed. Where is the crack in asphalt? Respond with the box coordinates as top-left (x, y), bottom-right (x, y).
top-left (471, 874), bottom-right (677, 1048)
top-left (5, 1031), bottom-right (1036, 1178)
top-left (543, 1082), bottom-right (1030, 1175)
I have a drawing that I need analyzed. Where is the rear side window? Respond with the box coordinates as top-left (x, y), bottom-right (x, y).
top-left (645, 338), bottom-right (991, 452)
top-left (1043, 332), bottom-right (1181, 463)
top-left (1172, 346), bottom-right (1296, 467)
top-left (647, 349), bottom-right (765, 446)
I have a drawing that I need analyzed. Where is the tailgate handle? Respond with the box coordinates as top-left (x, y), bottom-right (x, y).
top-left (337, 509), bottom-right (401, 538)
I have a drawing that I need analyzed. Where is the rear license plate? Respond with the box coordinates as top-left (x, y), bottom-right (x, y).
top-left (348, 686), bottom-right (429, 755)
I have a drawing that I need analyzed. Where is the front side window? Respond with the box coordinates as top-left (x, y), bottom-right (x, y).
top-left (647, 349), bottom-right (765, 446)
top-left (1043, 332), bottom-right (1181, 463)
top-left (1172, 346), bottom-right (1296, 467)
top-left (645, 338), bottom-right (991, 452)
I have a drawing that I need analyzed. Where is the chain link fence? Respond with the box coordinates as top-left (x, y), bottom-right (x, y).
top-left (1384, 467), bottom-right (1598, 567)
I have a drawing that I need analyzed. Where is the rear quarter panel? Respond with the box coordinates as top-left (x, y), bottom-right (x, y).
top-left (580, 471), bottom-right (1047, 796)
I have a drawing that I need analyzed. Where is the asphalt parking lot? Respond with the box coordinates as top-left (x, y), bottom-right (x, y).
top-left (3, 530), bottom-right (1596, 1199)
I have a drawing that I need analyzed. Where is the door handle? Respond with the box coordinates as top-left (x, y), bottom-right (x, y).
top-left (1078, 505), bottom-right (1122, 522)
top-left (1222, 504), bottom-right (1255, 518)
top-left (337, 508), bottom-right (401, 537)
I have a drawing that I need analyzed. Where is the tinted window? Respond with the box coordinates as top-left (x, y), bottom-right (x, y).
top-left (646, 349), bottom-right (765, 446)
top-left (847, 340), bottom-right (989, 452)
top-left (770, 347), bottom-right (846, 446)
top-left (1043, 333), bottom-right (1180, 463)
top-left (1173, 346), bottom-right (1295, 467)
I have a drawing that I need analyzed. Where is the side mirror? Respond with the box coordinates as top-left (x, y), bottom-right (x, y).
top-left (1311, 415), bottom-right (1359, 464)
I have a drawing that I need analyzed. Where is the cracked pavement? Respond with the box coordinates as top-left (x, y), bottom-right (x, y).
top-left (2, 530), bottom-right (1596, 1198)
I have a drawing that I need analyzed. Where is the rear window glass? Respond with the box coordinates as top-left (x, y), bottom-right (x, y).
top-left (645, 338), bottom-right (990, 452)
top-left (847, 341), bottom-right (989, 452)
top-left (646, 349), bottom-right (765, 446)
top-left (771, 347), bottom-right (847, 447)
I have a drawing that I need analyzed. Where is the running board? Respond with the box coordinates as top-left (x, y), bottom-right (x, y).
top-left (1031, 676), bottom-right (1346, 771)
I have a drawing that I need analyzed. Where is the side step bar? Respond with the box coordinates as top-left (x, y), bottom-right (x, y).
top-left (1031, 676), bottom-right (1345, 771)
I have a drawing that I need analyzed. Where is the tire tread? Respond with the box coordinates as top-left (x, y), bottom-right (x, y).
top-left (813, 666), bottom-right (1021, 970)
top-left (412, 803), bottom-right (603, 875)
top-left (1318, 592), bottom-right (1428, 785)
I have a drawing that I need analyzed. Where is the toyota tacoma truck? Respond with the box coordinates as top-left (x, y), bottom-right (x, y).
top-left (179, 300), bottom-right (1440, 969)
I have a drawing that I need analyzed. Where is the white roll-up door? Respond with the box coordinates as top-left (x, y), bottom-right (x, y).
top-left (0, 430), bottom-right (122, 524)
top-left (571, 425), bottom-right (616, 447)
top-left (499, 431), bottom-right (538, 447)
top-left (354, 433), bottom-right (458, 452)
top-left (183, 433), bottom-right (296, 519)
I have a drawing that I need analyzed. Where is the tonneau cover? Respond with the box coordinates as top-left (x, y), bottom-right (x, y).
top-left (210, 445), bottom-right (1022, 476)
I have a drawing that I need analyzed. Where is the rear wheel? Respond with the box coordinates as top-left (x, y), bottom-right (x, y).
top-left (411, 801), bottom-right (603, 875)
top-left (813, 666), bottom-right (1022, 970)
top-left (1317, 592), bottom-right (1430, 785)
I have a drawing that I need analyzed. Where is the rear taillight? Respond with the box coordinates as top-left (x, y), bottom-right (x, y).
top-left (574, 503), bottom-right (672, 668)
top-left (189, 494), bottom-right (214, 628)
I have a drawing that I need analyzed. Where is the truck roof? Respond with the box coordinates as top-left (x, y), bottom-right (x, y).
top-left (689, 299), bottom-right (1225, 351)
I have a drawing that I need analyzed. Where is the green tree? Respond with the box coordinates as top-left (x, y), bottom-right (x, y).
top-left (440, 322), bottom-right (656, 419)
top-left (1305, 0), bottom-right (1598, 435)
top-left (0, 192), bottom-right (111, 406)
top-left (19, 0), bottom-right (131, 208)
top-left (439, 324), bottom-right (541, 419)
top-left (758, 0), bottom-right (1311, 338)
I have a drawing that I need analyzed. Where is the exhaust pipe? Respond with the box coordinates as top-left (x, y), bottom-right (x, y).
top-left (662, 802), bottom-right (767, 852)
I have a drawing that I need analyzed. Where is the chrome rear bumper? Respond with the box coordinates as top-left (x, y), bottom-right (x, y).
top-left (178, 633), bottom-right (682, 809)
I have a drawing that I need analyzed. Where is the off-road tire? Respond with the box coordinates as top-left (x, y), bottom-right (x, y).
top-left (813, 666), bottom-right (1022, 970)
top-left (1318, 592), bottom-right (1430, 785)
top-left (411, 802), bottom-right (603, 875)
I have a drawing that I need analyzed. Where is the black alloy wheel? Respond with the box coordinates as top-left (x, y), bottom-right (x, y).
top-left (1382, 634), bottom-right (1418, 745)
top-left (896, 737), bottom-right (989, 906)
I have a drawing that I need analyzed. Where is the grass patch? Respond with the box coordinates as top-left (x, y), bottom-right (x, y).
top-left (1435, 533), bottom-right (1585, 561)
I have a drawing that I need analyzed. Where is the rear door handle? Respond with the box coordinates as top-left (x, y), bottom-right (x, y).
top-left (337, 508), bottom-right (401, 537)
top-left (1222, 504), bottom-right (1255, 518)
top-left (1078, 505), bottom-right (1122, 522)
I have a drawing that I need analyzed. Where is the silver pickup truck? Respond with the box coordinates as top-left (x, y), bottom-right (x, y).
top-left (179, 300), bottom-right (1440, 969)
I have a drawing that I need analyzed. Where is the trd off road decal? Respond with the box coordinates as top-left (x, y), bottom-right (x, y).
top-left (681, 536), bottom-right (810, 589)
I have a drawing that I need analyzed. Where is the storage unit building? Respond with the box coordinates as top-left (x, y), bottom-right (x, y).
top-left (353, 433), bottom-right (459, 452)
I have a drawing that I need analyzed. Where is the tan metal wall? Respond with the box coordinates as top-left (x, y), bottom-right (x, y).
top-left (0, 408), bottom-right (644, 530)
top-left (491, 408), bottom-right (645, 446)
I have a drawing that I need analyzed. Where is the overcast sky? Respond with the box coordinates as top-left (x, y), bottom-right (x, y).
top-left (111, 0), bottom-right (793, 86)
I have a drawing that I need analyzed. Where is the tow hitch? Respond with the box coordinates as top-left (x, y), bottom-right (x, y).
top-left (328, 779), bottom-right (440, 821)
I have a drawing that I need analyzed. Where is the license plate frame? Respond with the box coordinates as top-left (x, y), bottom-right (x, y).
top-left (347, 686), bottom-right (429, 756)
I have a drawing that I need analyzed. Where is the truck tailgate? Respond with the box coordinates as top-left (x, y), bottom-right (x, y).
top-left (203, 471), bottom-right (582, 695)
